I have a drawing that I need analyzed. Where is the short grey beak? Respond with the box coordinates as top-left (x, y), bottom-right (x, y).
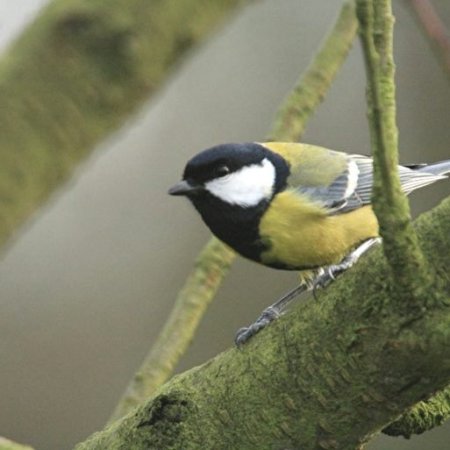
top-left (168, 180), bottom-right (202, 196)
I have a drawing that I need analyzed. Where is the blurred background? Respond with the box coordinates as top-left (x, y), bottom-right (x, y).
top-left (0, 0), bottom-right (449, 449)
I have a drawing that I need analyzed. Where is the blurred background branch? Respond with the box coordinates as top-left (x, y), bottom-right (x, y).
top-left (0, 0), bottom-right (246, 250)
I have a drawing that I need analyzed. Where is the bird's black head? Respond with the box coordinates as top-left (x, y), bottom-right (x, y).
top-left (168, 142), bottom-right (288, 205)
top-left (168, 142), bottom-right (290, 262)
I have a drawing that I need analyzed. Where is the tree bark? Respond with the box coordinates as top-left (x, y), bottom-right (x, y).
top-left (74, 196), bottom-right (450, 450)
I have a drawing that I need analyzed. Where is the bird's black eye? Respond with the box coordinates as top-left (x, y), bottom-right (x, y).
top-left (215, 165), bottom-right (230, 177)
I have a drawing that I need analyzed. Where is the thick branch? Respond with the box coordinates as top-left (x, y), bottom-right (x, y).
top-left (75, 196), bottom-right (450, 450)
top-left (109, 0), bottom-right (359, 421)
top-left (0, 0), bottom-right (246, 249)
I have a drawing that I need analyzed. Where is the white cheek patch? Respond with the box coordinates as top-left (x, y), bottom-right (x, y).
top-left (205, 158), bottom-right (276, 207)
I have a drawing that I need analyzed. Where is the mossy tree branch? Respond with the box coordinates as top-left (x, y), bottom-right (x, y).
top-left (109, 1), bottom-right (359, 422)
top-left (75, 196), bottom-right (450, 449)
top-left (357, 0), bottom-right (450, 437)
top-left (0, 0), bottom-right (247, 249)
top-left (357, 0), bottom-right (435, 301)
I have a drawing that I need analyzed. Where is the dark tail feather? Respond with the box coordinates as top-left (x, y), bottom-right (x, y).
top-left (416, 160), bottom-right (450, 176)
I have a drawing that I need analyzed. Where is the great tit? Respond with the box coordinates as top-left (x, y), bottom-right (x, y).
top-left (169, 142), bottom-right (450, 343)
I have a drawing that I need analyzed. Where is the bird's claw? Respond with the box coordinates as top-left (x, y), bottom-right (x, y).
top-left (312, 267), bottom-right (338, 298)
top-left (234, 307), bottom-right (280, 346)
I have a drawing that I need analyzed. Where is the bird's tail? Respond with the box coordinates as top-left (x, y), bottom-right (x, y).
top-left (400, 159), bottom-right (449, 195)
top-left (416, 159), bottom-right (450, 177)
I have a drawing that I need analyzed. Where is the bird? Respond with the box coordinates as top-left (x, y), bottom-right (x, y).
top-left (169, 142), bottom-right (450, 344)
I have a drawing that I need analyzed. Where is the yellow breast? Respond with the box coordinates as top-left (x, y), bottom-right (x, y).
top-left (259, 190), bottom-right (379, 269)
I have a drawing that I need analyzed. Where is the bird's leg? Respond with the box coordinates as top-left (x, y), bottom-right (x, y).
top-left (313, 237), bottom-right (381, 291)
top-left (235, 281), bottom-right (311, 346)
top-left (235, 238), bottom-right (381, 347)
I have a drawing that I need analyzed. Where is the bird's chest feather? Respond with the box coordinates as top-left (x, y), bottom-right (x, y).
top-left (192, 190), bottom-right (378, 271)
top-left (259, 191), bottom-right (379, 269)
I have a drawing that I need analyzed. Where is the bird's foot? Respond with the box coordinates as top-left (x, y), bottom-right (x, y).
top-left (312, 238), bottom-right (381, 297)
top-left (234, 282), bottom-right (310, 346)
top-left (312, 268), bottom-right (334, 296)
top-left (234, 306), bottom-right (280, 347)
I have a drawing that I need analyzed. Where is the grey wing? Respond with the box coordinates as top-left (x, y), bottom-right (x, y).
top-left (297, 155), bottom-right (368, 213)
top-left (299, 154), bottom-right (445, 214)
